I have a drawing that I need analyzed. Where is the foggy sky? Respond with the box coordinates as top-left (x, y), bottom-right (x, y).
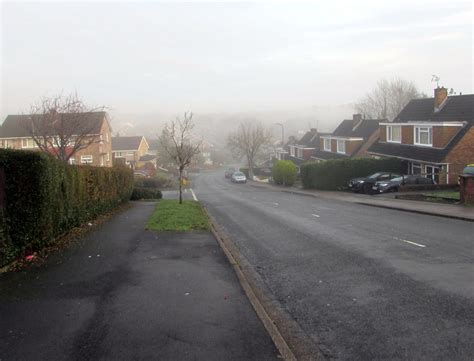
top-left (1, 1), bottom-right (472, 120)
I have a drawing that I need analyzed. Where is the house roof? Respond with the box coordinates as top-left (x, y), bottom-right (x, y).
top-left (139, 154), bottom-right (157, 162)
top-left (112, 136), bottom-right (144, 151)
top-left (332, 119), bottom-right (382, 138)
top-left (311, 149), bottom-right (349, 161)
top-left (0, 112), bottom-right (107, 138)
top-left (394, 94), bottom-right (474, 123)
top-left (368, 124), bottom-right (472, 163)
top-left (295, 129), bottom-right (329, 148)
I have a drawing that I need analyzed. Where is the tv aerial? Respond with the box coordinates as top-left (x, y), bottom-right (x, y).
top-left (431, 74), bottom-right (440, 87)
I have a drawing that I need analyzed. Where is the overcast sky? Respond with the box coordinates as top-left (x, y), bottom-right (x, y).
top-left (1, 0), bottom-right (472, 119)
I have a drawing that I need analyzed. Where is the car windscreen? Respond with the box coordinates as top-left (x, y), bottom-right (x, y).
top-left (389, 176), bottom-right (403, 182)
top-left (233, 172), bottom-right (245, 176)
top-left (368, 173), bottom-right (382, 179)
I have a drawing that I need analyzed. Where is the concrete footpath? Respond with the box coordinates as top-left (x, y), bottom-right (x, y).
top-left (0, 202), bottom-right (280, 361)
top-left (249, 181), bottom-right (474, 222)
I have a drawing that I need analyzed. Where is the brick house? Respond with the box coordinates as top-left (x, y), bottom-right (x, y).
top-left (0, 112), bottom-right (113, 167)
top-left (311, 114), bottom-right (382, 161)
top-left (112, 136), bottom-right (149, 168)
top-left (368, 88), bottom-right (474, 184)
top-left (286, 129), bottom-right (325, 169)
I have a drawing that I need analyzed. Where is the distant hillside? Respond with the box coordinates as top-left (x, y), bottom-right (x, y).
top-left (111, 104), bottom-right (355, 146)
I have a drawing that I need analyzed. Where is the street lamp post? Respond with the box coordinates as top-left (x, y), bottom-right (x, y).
top-left (275, 123), bottom-right (284, 146)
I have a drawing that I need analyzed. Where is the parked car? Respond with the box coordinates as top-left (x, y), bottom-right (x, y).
top-left (348, 172), bottom-right (401, 194)
top-left (372, 175), bottom-right (435, 193)
top-left (462, 164), bottom-right (474, 175)
top-left (224, 167), bottom-right (236, 178)
top-left (231, 171), bottom-right (247, 183)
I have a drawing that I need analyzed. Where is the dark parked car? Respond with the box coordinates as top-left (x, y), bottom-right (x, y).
top-left (372, 175), bottom-right (435, 193)
top-left (224, 167), bottom-right (236, 178)
top-left (348, 172), bottom-right (401, 194)
top-left (462, 164), bottom-right (474, 175)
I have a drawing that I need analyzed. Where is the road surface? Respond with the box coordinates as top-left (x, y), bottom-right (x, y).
top-left (193, 170), bottom-right (474, 361)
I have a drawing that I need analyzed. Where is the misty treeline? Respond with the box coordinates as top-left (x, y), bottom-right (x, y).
top-left (355, 78), bottom-right (425, 121)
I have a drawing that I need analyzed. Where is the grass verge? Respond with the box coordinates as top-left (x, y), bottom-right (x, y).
top-left (422, 191), bottom-right (460, 200)
top-left (146, 200), bottom-right (210, 231)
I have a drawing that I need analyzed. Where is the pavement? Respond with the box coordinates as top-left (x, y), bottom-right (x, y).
top-left (193, 171), bottom-right (474, 361)
top-left (247, 180), bottom-right (474, 221)
top-left (0, 201), bottom-right (280, 361)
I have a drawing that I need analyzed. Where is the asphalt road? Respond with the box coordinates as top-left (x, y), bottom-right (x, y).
top-left (193, 170), bottom-right (474, 361)
top-left (0, 201), bottom-right (280, 361)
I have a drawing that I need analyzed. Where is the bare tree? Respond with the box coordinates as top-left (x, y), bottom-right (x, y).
top-left (26, 93), bottom-right (106, 162)
top-left (227, 122), bottom-right (273, 179)
top-left (159, 112), bottom-right (202, 204)
top-left (355, 78), bottom-right (424, 121)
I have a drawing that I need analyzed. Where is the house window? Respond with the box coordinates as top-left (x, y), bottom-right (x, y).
top-left (324, 138), bottom-right (331, 151)
top-left (21, 138), bottom-right (37, 148)
top-left (115, 152), bottom-right (123, 157)
top-left (106, 153), bottom-right (110, 162)
top-left (69, 158), bottom-right (76, 165)
top-left (127, 151), bottom-right (134, 156)
top-left (414, 126), bottom-right (432, 146)
top-left (3, 139), bottom-right (12, 148)
top-left (81, 155), bottom-right (93, 164)
top-left (412, 163), bottom-right (422, 175)
top-left (387, 126), bottom-right (401, 143)
top-left (336, 140), bottom-right (346, 154)
top-left (290, 146), bottom-right (295, 157)
top-left (297, 148), bottom-right (303, 159)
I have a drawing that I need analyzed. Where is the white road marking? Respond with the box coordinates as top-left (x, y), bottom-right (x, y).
top-left (190, 188), bottom-right (198, 201)
top-left (312, 214), bottom-right (320, 218)
top-left (393, 236), bottom-right (426, 248)
top-left (184, 189), bottom-right (188, 193)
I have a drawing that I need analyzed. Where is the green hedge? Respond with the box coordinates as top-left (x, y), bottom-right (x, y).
top-left (272, 160), bottom-right (297, 186)
top-left (0, 149), bottom-right (133, 265)
top-left (300, 158), bottom-right (406, 190)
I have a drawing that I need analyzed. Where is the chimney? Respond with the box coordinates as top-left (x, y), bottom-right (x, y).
top-left (434, 87), bottom-right (448, 110)
top-left (310, 128), bottom-right (318, 134)
top-left (352, 113), bottom-right (362, 125)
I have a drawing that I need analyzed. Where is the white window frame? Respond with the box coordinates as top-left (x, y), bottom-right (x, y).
top-left (106, 153), bottom-right (110, 162)
top-left (323, 138), bottom-right (331, 151)
top-left (81, 155), bottom-right (93, 164)
top-left (127, 151), bottom-right (134, 156)
top-left (290, 146), bottom-right (295, 157)
top-left (69, 157), bottom-right (76, 165)
top-left (386, 125), bottom-right (401, 143)
top-left (414, 126), bottom-right (432, 146)
top-left (336, 140), bottom-right (346, 154)
top-left (297, 148), bottom-right (303, 159)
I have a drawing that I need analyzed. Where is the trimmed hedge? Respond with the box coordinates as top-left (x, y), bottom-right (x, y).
top-left (0, 149), bottom-right (133, 265)
top-left (272, 160), bottom-right (297, 186)
top-left (131, 187), bottom-right (163, 200)
top-left (301, 158), bottom-right (406, 190)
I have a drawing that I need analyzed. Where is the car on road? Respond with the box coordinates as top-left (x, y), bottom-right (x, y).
top-left (224, 167), bottom-right (236, 178)
top-left (348, 172), bottom-right (401, 194)
top-left (231, 171), bottom-right (247, 183)
top-left (372, 175), bottom-right (435, 193)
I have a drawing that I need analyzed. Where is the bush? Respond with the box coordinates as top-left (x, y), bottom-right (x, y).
top-left (131, 187), bottom-right (163, 200)
top-left (300, 158), bottom-right (406, 190)
top-left (272, 160), bottom-right (297, 186)
top-left (0, 149), bottom-right (133, 266)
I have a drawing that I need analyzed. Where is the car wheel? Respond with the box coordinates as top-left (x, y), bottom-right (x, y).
top-left (363, 183), bottom-right (372, 194)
